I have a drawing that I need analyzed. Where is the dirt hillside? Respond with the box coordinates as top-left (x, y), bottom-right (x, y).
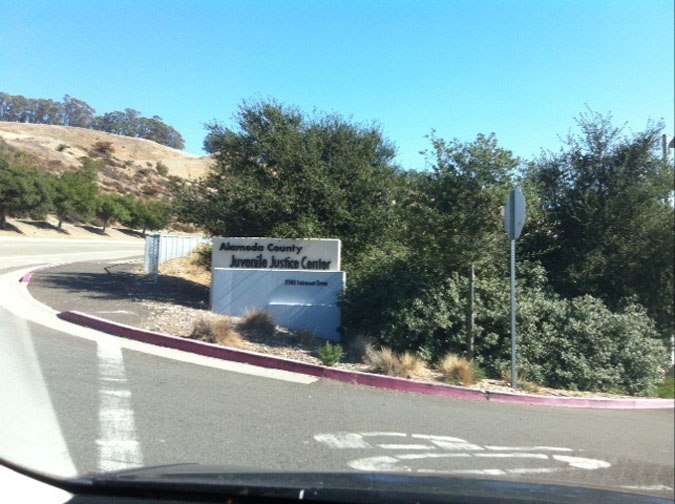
top-left (0, 121), bottom-right (212, 180)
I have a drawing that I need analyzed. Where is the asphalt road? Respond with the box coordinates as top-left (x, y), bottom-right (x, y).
top-left (0, 237), bottom-right (673, 499)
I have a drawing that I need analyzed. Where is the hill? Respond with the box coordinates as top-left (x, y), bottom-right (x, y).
top-left (0, 122), bottom-right (212, 197)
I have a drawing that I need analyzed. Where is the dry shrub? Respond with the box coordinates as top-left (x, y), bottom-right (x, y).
top-left (190, 315), bottom-right (214, 341)
top-left (365, 346), bottom-right (425, 379)
top-left (438, 353), bottom-right (475, 385)
top-left (238, 309), bottom-right (275, 337)
top-left (213, 319), bottom-right (243, 348)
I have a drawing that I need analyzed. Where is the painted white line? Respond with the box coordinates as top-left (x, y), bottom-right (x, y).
top-left (420, 469), bottom-right (507, 476)
top-left (485, 445), bottom-right (573, 452)
top-left (314, 433), bottom-right (371, 449)
top-left (552, 455), bottom-right (611, 470)
top-left (474, 453), bottom-right (548, 459)
top-left (96, 341), bottom-right (143, 472)
top-left (348, 456), bottom-right (407, 472)
top-left (378, 444), bottom-right (434, 450)
top-left (411, 434), bottom-right (468, 442)
top-left (429, 440), bottom-right (485, 451)
top-left (316, 431), bottom-right (614, 478)
top-left (508, 467), bottom-right (559, 475)
top-left (397, 453), bottom-right (471, 460)
top-left (94, 310), bottom-right (136, 315)
top-left (360, 432), bottom-right (407, 437)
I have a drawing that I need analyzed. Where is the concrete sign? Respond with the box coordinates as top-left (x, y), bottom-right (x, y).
top-left (211, 269), bottom-right (345, 340)
top-left (212, 237), bottom-right (341, 271)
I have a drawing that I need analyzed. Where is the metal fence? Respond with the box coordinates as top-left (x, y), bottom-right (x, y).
top-left (144, 234), bottom-right (212, 277)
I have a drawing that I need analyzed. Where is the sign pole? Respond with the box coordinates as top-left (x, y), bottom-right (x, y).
top-left (511, 238), bottom-right (517, 390)
top-left (504, 187), bottom-right (525, 391)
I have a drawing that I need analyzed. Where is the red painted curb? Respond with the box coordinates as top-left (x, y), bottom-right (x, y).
top-left (20, 265), bottom-right (51, 283)
top-left (57, 310), bottom-right (674, 409)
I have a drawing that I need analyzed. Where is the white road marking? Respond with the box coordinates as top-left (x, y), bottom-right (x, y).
top-left (474, 453), bottom-right (549, 459)
top-left (94, 310), bottom-right (136, 315)
top-left (314, 433), bottom-right (371, 449)
top-left (96, 341), bottom-right (143, 472)
top-left (551, 455), bottom-right (611, 470)
top-left (508, 467), bottom-right (559, 475)
top-left (348, 456), bottom-right (408, 472)
top-left (316, 432), bottom-right (613, 477)
top-left (378, 444), bottom-right (434, 450)
top-left (485, 445), bottom-right (573, 452)
top-left (398, 453), bottom-right (471, 460)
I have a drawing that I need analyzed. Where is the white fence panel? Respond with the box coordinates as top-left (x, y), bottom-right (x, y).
top-left (144, 234), bottom-right (212, 274)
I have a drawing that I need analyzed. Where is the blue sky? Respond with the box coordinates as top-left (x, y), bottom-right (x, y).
top-left (1, 0), bottom-right (673, 170)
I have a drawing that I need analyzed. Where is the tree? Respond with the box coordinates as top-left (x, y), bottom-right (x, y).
top-left (139, 200), bottom-right (172, 234)
top-left (49, 168), bottom-right (99, 229)
top-left (0, 159), bottom-right (51, 228)
top-left (526, 110), bottom-right (674, 340)
top-left (95, 194), bottom-right (130, 233)
top-left (192, 99), bottom-right (401, 263)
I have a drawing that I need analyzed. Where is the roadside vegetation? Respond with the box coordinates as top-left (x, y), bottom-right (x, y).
top-left (2, 96), bottom-right (673, 396)
top-left (169, 100), bottom-right (673, 397)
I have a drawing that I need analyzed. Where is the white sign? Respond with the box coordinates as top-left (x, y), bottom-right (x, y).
top-left (211, 269), bottom-right (345, 340)
top-left (212, 237), bottom-right (341, 271)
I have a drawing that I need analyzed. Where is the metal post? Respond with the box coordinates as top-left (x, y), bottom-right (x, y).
top-left (466, 262), bottom-right (475, 361)
top-left (511, 238), bottom-right (517, 390)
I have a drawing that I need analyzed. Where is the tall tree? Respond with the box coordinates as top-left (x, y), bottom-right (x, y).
top-left (526, 110), bottom-right (674, 340)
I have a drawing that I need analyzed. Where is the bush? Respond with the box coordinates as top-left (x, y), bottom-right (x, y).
top-left (212, 319), bottom-right (243, 348)
top-left (155, 161), bottom-right (169, 176)
top-left (91, 141), bottom-right (114, 156)
top-left (437, 353), bottom-right (482, 385)
top-left (192, 244), bottom-right (212, 270)
top-left (364, 346), bottom-right (425, 379)
top-left (238, 309), bottom-right (275, 337)
top-left (318, 341), bottom-right (343, 366)
top-left (345, 256), bottom-right (668, 395)
top-left (190, 315), bottom-right (214, 341)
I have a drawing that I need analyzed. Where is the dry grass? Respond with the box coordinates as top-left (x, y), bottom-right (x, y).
top-left (364, 346), bottom-right (425, 379)
top-left (212, 319), bottom-right (244, 348)
top-left (237, 309), bottom-right (276, 337)
top-left (438, 353), bottom-right (475, 385)
top-left (0, 121), bottom-right (212, 179)
top-left (190, 315), bottom-right (214, 341)
top-left (159, 254), bottom-right (212, 287)
top-left (189, 315), bottom-right (243, 348)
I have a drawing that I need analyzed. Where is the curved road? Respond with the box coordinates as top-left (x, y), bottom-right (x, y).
top-left (0, 238), bottom-right (673, 499)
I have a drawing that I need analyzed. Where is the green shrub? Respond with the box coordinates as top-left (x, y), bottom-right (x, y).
top-left (657, 378), bottom-right (674, 399)
top-left (344, 254), bottom-right (668, 396)
top-left (192, 244), bottom-right (212, 270)
top-left (318, 341), bottom-right (343, 366)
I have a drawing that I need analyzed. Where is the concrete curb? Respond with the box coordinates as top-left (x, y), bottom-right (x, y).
top-left (20, 266), bottom-right (53, 283)
top-left (57, 309), bottom-right (674, 410)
